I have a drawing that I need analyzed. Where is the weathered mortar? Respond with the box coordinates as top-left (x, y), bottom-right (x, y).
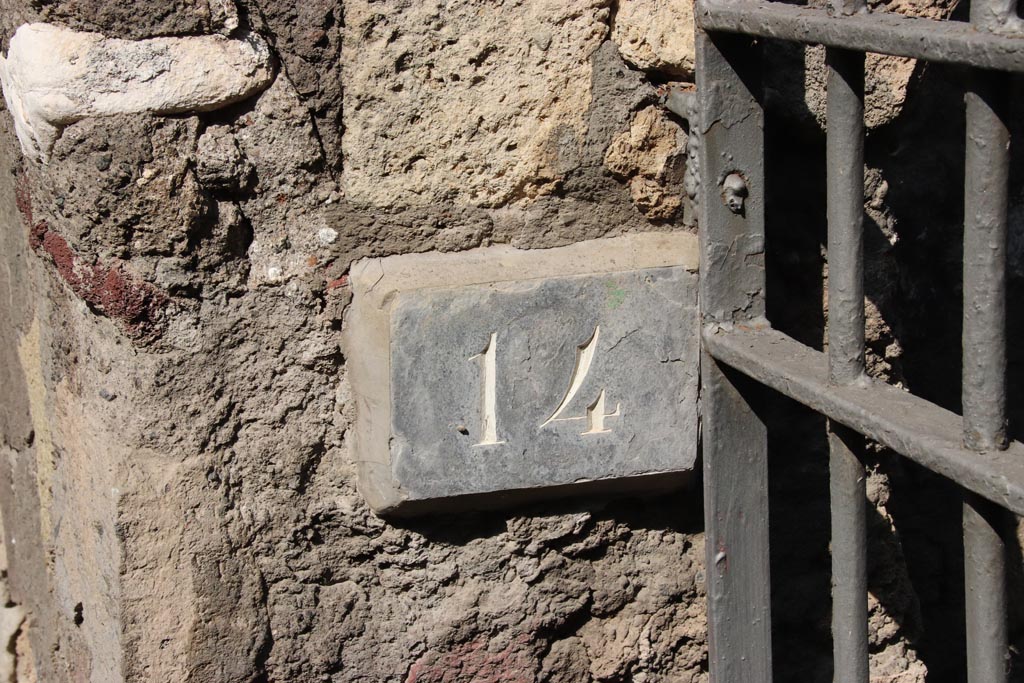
top-left (0, 0), bottom-right (1006, 681)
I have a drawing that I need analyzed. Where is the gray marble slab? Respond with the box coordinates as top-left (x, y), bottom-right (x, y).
top-left (343, 233), bottom-right (700, 514)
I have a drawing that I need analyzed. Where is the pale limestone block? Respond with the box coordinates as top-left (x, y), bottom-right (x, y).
top-left (0, 23), bottom-right (274, 163)
top-left (605, 106), bottom-right (686, 219)
top-left (803, 46), bottom-right (919, 129)
top-left (0, 604), bottom-right (23, 683)
top-left (342, 0), bottom-right (610, 208)
top-left (611, 0), bottom-right (695, 79)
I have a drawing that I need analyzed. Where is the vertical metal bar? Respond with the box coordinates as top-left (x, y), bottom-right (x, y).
top-left (702, 357), bottom-right (772, 683)
top-left (964, 495), bottom-right (1008, 683)
top-left (697, 28), bottom-right (771, 683)
top-left (962, 80), bottom-right (1009, 453)
top-left (963, 0), bottom-right (1010, 676)
top-left (825, 36), bottom-right (870, 683)
top-left (696, 32), bottom-right (766, 326)
top-left (828, 424), bottom-right (869, 683)
top-left (969, 0), bottom-right (1022, 33)
top-left (826, 48), bottom-right (866, 388)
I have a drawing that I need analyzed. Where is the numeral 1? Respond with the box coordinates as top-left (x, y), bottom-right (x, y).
top-left (469, 332), bottom-right (504, 446)
top-left (468, 327), bottom-right (622, 443)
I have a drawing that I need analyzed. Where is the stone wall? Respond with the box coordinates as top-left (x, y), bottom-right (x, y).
top-left (0, 0), bottom-right (1006, 681)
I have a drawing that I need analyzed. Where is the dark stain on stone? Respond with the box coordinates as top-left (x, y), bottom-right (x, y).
top-left (29, 223), bottom-right (168, 341)
top-left (15, 172), bottom-right (33, 227)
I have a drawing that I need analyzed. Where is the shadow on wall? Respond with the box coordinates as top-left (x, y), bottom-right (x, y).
top-left (393, 486), bottom-right (705, 548)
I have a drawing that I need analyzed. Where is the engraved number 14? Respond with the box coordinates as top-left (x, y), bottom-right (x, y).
top-left (468, 326), bottom-right (621, 446)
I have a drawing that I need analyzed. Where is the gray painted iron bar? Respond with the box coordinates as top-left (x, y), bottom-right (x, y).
top-left (702, 354), bottom-right (773, 683)
top-left (696, 34), bottom-right (766, 326)
top-left (830, 0), bottom-right (863, 18)
top-left (696, 29), bottom-right (772, 683)
top-left (695, 0), bottom-right (1024, 73)
top-left (962, 10), bottom-right (1010, 676)
top-left (962, 73), bottom-right (1009, 453)
top-left (702, 325), bottom-right (1024, 516)
top-left (964, 495), bottom-right (1009, 683)
top-left (829, 423), bottom-right (869, 683)
top-left (826, 48), bottom-right (866, 387)
top-left (826, 45), bottom-right (869, 683)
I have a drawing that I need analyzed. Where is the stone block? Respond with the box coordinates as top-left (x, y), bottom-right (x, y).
top-left (611, 0), bottom-right (695, 79)
top-left (0, 22), bottom-right (274, 162)
top-left (341, 0), bottom-right (611, 208)
top-left (344, 232), bottom-right (700, 513)
top-left (604, 105), bottom-right (687, 220)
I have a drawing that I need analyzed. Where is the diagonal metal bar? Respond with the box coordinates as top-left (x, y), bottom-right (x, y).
top-left (703, 325), bottom-right (1024, 517)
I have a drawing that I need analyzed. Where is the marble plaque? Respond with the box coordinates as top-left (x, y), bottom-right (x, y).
top-left (343, 233), bottom-right (700, 514)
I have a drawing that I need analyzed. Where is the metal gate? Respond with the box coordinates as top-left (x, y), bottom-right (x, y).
top-left (696, 1), bottom-right (1024, 681)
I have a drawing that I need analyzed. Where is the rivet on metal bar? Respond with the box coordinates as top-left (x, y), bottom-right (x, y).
top-left (696, 29), bottom-right (772, 683)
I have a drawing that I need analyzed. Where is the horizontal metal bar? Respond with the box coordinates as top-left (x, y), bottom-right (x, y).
top-left (703, 324), bottom-right (1024, 515)
top-left (695, 0), bottom-right (1024, 72)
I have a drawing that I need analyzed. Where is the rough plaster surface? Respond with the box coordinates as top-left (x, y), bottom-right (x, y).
top-left (0, 0), bottom-right (993, 681)
top-left (611, 0), bottom-right (695, 79)
top-left (0, 22), bottom-right (274, 162)
top-left (605, 106), bottom-right (687, 220)
top-left (31, 0), bottom-right (240, 40)
top-left (0, 2), bottom-right (709, 679)
top-left (342, 0), bottom-right (612, 207)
